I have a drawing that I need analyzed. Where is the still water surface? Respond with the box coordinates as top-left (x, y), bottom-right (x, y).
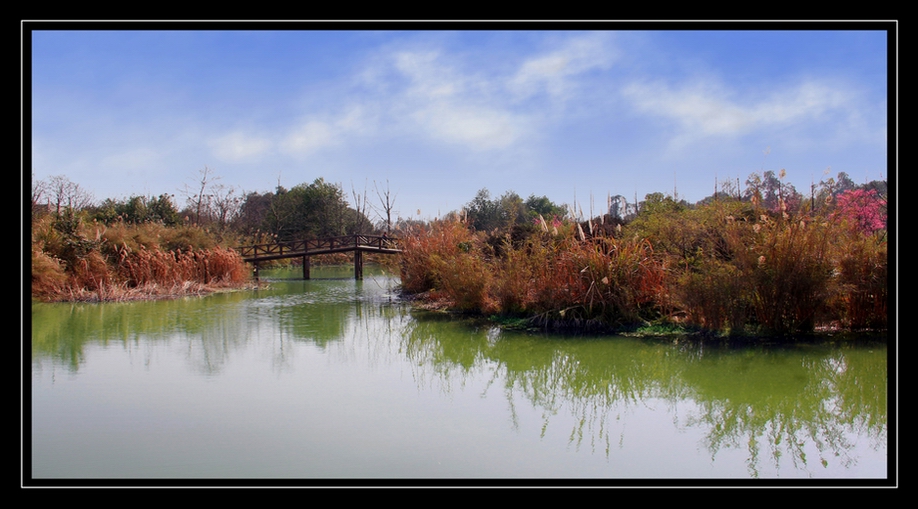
top-left (31, 266), bottom-right (887, 479)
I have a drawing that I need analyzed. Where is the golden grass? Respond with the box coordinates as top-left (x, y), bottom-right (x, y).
top-left (400, 199), bottom-right (887, 335)
top-left (400, 220), bottom-right (667, 326)
top-left (31, 217), bottom-right (249, 302)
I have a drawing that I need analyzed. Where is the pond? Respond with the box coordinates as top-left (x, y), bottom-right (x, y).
top-left (29, 266), bottom-right (888, 483)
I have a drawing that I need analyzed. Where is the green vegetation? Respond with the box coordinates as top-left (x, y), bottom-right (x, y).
top-left (30, 170), bottom-right (384, 301)
top-left (398, 171), bottom-right (887, 337)
top-left (30, 168), bottom-right (887, 334)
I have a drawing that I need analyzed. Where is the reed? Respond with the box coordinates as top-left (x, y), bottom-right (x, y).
top-left (400, 219), bottom-right (667, 327)
top-left (101, 221), bottom-right (217, 254)
top-left (674, 259), bottom-right (749, 333)
top-left (31, 215), bottom-right (248, 302)
top-left (398, 219), bottom-right (497, 312)
top-left (400, 193), bottom-right (885, 335)
top-left (741, 214), bottom-right (834, 334)
top-left (563, 236), bottom-right (665, 326)
top-left (117, 246), bottom-right (246, 287)
top-left (31, 248), bottom-right (68, 298)
top-left (827, 230), bottom-right (887, 330)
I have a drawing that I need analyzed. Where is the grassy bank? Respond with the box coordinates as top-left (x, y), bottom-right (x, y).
top-left (31, 215), bottom-right (249, 302)
top-left (398, 197), bottom-right (887, 337)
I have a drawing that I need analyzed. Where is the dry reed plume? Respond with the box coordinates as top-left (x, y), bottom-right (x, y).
top-left (400, 219), bottom-right (667, 327)
top-left (31, 216), bottom-right (249, 302)
top-left (400, 197), bottom-right (886, 335)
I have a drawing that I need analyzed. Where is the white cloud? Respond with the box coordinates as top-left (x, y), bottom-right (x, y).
top-left (282, 120), bottom-right (337, 156)
top-left (623, 77), bottom-right (860, 147)
top-left (333, 104), bottom-right (377, 135)
top-left (750, 81), bottom-right (852, 125)
top-left (209, 131), bottom-right (272, 162)
top-left (274, 35), bottom-right (617, 156)
top-left (279, 105), bottom-right (376, 157)
top-left (393, 51), bottom-right (461, 100)
top-left (411, 102), bottom-right (525, 150)
top-left (509, 33), bottom-right (616, 102)
top-left (385, 49), bottom-right (531, 151)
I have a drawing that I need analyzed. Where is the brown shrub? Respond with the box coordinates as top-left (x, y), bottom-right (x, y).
top-left (674, 259), bottom-right (749, 333)
top-left (68, 250), bottom-right (113, 291)
top-left (117, 246), bottom-right (246, 287)
top-left (829, 232), bottom-right (887, 330)
top-left (31, 249), bottom-right (68, 298)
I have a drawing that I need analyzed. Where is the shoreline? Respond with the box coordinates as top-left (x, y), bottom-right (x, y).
top-left (400, 290), bottom-right (888, 342)
top-left (31, 280), bottom-right (262, 304)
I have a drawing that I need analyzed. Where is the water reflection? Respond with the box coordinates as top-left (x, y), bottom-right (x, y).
top-left (677, 343), bottom-right (886, 476)
top-left (31, 267), bottom-right (887, 478)
top-left (395, 311), bottom-right (886, 477)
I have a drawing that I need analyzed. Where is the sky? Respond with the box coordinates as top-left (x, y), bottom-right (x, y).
top-left (28, 24), bottom-right (892, 221)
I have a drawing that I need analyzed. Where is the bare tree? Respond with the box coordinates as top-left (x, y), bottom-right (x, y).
top-left (373, 180), bottom-right (398, 234)
top-left (46, 175), bottom-right (93, 216)
top-left (182, 166), bottom-right (218, 225)
top-left (211, 183), bottom-right (243, 231)
top-left (351, 180), bottom-right (370, 233)
top-left (32, 173), bottom-right (47, 216)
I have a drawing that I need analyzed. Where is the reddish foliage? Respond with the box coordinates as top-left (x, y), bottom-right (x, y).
top-left (834, 189), bottom-right (886, 235)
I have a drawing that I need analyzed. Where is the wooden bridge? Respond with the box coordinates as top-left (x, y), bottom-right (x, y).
top-left (237, 234), bottom-right (401, 280)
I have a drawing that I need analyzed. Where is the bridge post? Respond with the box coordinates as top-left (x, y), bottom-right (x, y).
top-left (354, 249), bottom-right (363, 280)
top-left (303, 255), bottom-right (310, 280)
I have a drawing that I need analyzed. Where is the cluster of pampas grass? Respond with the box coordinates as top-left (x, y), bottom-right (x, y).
top-left (399, 219), bottom-right (666, 327)
top-left (31, 215), bottom-right (249, 302)
top-left (399, 219), bottom-right (496, 312)
top-left (401, 196), bottom-right (887, 335)
top-left (736, 213), bottom-right (835, 334)
top-left (117, 245), bottom-right (247, 288)
top-left (32, 244), bottom-right (248, 302)
top-left (634, 198), bottom-right (887, 335)
top-left (826, 228), bottom-right (887, 330)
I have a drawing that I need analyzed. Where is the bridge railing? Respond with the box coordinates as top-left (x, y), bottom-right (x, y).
top-left (237, 234), bottom-right (400, 259)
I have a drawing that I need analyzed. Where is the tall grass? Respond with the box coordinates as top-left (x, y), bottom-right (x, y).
top-left (31, 215), bottom-right (248, 301)
top-left (116, 245), bottom-right (246, 287)
top-left (674, 259), bottom-right (748, 333)
top-left (399, 219), bottom-right (496, 312)
top-left (638, 199), bottom-right (885, 335)
top-left (400, 219), bottom-right (666, 327)
top-left (740, 214), bottom-right (834, 334)
top-left (519, 236), bottom-right (664, 327)
top-left (828, 229), bottom-right (888, 330)
top-left (401, 197), bottom-right (887, 336)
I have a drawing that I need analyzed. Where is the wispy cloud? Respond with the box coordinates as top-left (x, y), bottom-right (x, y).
top-left (209, 131), bottom-right (272, 162)
top-left (280, 104), bottom-right (377, 157)
top-left (206, 34), bottom-right (618, 160)
top-left (410, 102), bottom-right (527, 150)
top-left (387, 50), bottom-right (530, 151)
top-left (281, 120), bottom-right (336, 156)
top-left (509, 33), bottom-right (617, 102)
top-left (622, 76), bottom-right (863, 149)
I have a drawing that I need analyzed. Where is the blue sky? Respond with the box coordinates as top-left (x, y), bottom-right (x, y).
top-left (29, 25), bottom-right (891, 221)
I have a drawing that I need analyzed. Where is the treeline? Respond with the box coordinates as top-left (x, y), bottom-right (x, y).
top-left (31, 170), bottom-right (388, 243)
top-left (30, 169), bottom-right (394, 301)
top-left (400, 170), bottom-right (888, 336)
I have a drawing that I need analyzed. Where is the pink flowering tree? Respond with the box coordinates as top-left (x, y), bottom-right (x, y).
top-left (834, 189), bottom-right (886, 234)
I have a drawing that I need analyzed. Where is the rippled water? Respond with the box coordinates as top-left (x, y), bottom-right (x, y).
top-left (30, 266), bottom-right (888, 481)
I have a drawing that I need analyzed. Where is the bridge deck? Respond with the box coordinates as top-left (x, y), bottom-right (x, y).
top-left (236, 234), bottom-right (402, 280)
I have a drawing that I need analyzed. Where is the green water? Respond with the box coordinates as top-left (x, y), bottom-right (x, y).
top-left (30, 266), bottom-right (888, 480)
